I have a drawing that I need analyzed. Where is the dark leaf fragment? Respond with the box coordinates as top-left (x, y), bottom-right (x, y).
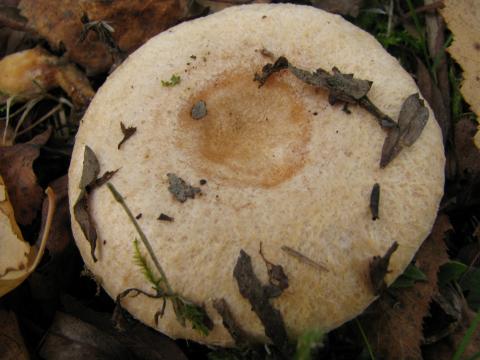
top-left (259, 243), bottom-right (289, 292)
top-left (254, 56), bottom-right (289, 87)
top-left (213, 298), bottom-right (249, 346)
top-left (326, 67), bottom-right (372, 103)
top-left (158, 213), bottom-right (174, 222)
top-left (369, 241), bottom-right (399, 295)
top-left (370, 183), bottom-right (380, 221)
top-left (191, 100), bottom-right (207, 120)
top-left (167, 173), bottom-right (201, 203)
top-left (380, 93), bottom-right (429, 168)
top-left (74, 146), bottom-right (117, 262)
top-left (233, 250), bottom-right (292, 356)
top-left (118, 122), bottom-right (137, 150)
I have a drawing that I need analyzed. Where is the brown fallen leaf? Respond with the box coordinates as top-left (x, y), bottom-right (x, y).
top-left (19, 0), bottom-right (190, 75)
top-left (454, 117), bottom-right (480, 177)
top-left (363, 215), bottom-right (451, 359)
top-left (194, 0), bottom-right (271, 14)
top-left (0, 47), bottom-right (95, 108)
top-left (0, 309), bottom-right (29, 360)
top-left (0, 127), bottom-right (50, 225)
top-left (310, 0), bottom-right (365, 17)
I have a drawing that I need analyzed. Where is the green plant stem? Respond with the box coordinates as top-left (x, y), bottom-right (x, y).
top-left (107, 182), bottom-right (173, 294)
top-left (452, 310), bottom-right (480, 360)
top-left (356, 318), bottom-right (375, 360)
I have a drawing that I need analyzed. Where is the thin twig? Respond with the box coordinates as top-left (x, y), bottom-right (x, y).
top-left (281, 246), bottom-right (328, 272)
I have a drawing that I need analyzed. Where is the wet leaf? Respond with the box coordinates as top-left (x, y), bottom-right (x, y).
top-left (369, 241), bottom-right (399, 295)
top-left (233, 250), bottom-right (292, 356)
top-left (0, 310), bottom-right (29, 360)
top-left (167, 173), bottom-right (201, 203)
top-left (19, 0), bottom-right (189, 75)
top-left (213, 298), bottom-right (249, 346)
top-left (370, 183), bottom-right (380, 221)
top-left (380, 93), bottom-right (429, 168)
top-left (118, 122), bottom-right (136, 150)
top-left (310, 0), bottom-right (364, 17)
top-left (0, 126), bottom-right (51, 225)
top-left (364, 214), bottom-right (451, 359)
top-left (0, 47), bottom-right (95, 107)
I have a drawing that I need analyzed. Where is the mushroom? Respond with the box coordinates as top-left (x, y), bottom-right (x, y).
top-left (68, 4), bottom-right (445, 347)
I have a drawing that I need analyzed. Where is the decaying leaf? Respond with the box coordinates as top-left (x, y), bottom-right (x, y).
top-left (380, 93), bottom-right (429, 168)
top-left (440, 0), bottom-right (480, 120)
top-left (369, 241), bottom-right (399, 295)
top-left (454, 117), bottom-right (480, 177)
top-left (0, 126), bottom-right (51, 225)
top-left (370, 183), bottom-right (380, 221)
top-left (0, 175), bottom-right (55, 297)
top-left (213, 298), bottom-right (249, 346)
top-left (167, 173), bottom-right (201, 203)
top-left (233, 250), bottom-right (292, 355)
top-left (255, 57), bottom-right (396, 128)
top-left (19, 0), bottom-right (190, 75)
top-left (0, 47), bottom-right (95, 107)
top-left (364, 215), bottom-right (451, 359)
top-left (73, 146), bottom-right (99, 262)
top-left (117, 122), bottom-right (136, 150)
top-left (0, 310), bottom-right (29, 360)
top-left (310, 0), bottom-right (364, 17)
top-left (259, 243), bottom-right (289, 291)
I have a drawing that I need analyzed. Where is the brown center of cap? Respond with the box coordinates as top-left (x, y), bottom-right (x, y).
top-left (178, 71), bottom-right (312, 187)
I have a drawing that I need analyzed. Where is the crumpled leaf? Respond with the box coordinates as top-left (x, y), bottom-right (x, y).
top-left (73, 146), bottom-right (100, 262)
top-left (380, 93), bottom-right (429, 168)
top-left (19, 0), bottom-right (190, 75)
top-left (233, 250), bottom-right (292, 356)
top-left (167, 173), bottom-right (201, 203)
top-left (310, 0), bottom-right (365, 17)
top-left (364, 214), bottom-right (451, 359)
top-left (0, 175), bottom-right (54, 297)
top-left (0, 127), bottom-right (51, 225)
top-left (369, 241), bottom-right (398, 295)
top-left (0, 309), bottom-right (29, 360)
top-left (0, 47), bottom-right (95, 107)
top-left (440, 0), bottom-right (480, 119)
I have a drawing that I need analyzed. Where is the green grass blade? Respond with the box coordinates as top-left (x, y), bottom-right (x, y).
top-left (452, 310), bottom-right (480, 360)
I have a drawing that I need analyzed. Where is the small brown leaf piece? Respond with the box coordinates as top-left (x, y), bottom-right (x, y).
top-left (259, 242), bottom-right (289, 292)
top-left (158, 213), bottom-right (174, 222)
top-left (254, 56), bottom-right (289, 87)
top-left (326, 67), bottom-right (372, 103)
top-left (454, 117), bottom-right (480, 177)
top-left (365, 215), bottom-right (450, 359)
top-left (0, 127), bottom-right (51, 225)
top-left (73, 146), bottom-right (101, 262)
top-left (380, 93), bottom-right (429, 168)
top-left (93, 169), bottom-right (119, 189)
top-left (233, 250), bottom-right (292, 356)
top-left (118, 122), bottom-right (136, 150)
top-left (369, 241), bottom-right (399, 295)
top-left (167, 173), bottom-right (201, 203)
top-left (213, 298), bottom-right (249, 346)
top-left (370, 183), bottom-right (380, 221)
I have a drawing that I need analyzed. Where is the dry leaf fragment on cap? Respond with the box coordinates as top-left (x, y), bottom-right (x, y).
top-left (0, 175), bottom-right (55, 297)
top-left (369, 241), bottom-right (399, 295)
top-left (0, 47), bottom-right (94, 108)
top-left (255, 57), bottom-right (397, 128)
top-left (213, 298), bottom-right (249, 346)
top-left (370, 183), bottom-right (380, 221)
top-left (117, 122), bottom-right (136, 150)
top-left (73, 146), bottom-right (118, 262)
top-left (167, 173), bottom-right (201, 203)
top-left (233, 250), bottom-right (291, 355)
top-left (0, 127), bottom-right (51, 225)
top-left (380, 93), bottom-right (429, 168)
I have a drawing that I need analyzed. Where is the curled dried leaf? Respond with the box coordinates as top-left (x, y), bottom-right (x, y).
top-left (259, 242), bottom-right (289, 292)
top-left (254, 56), bottom-right (289, 87)
top-left (233, 250), bottom-right (292, 355)
top-left (380, 93), bottom-right (429, 168)
top-left (118, 122), bottom-right (136, 150)
top-left (369, 241), bottom-right (399, 295)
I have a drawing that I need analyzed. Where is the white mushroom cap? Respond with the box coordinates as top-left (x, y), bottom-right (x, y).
top-left (68, 4), bottom-right (445, 347)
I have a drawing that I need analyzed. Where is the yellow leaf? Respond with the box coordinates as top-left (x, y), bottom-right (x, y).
top-left (0, 175), bottom-right (55, 297)
top-left (440, 0), bottom-right (480, 147)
